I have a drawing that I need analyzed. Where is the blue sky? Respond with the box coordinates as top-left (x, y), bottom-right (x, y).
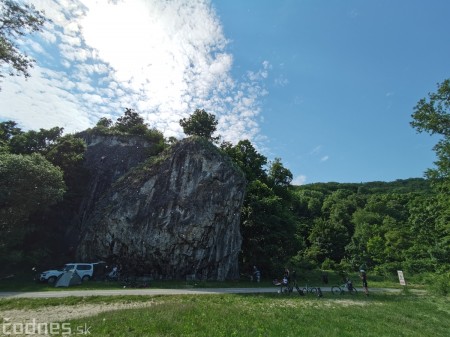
top-left (1, 0), bottom-right (448, 184)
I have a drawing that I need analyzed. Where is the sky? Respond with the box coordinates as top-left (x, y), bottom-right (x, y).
top-left (1, 0), bottom-right (449, 185)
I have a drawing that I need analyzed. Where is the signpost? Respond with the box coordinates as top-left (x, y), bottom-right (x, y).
top-left (397, 270), bottom-right (406, 286)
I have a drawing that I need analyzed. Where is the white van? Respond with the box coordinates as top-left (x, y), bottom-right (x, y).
top-left (40, 263), bottom-right (101, 284)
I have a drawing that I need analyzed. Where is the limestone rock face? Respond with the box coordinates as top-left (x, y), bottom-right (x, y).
top-left (61, 132), bottom-right (155, 251)
top-left (77, 132), bottom-right (156, 224)
top-left (77, 138), bottom-right (246, 280)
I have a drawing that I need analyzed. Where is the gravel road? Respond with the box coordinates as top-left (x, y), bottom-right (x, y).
top-left (0, 287), bottom-right (401, 299)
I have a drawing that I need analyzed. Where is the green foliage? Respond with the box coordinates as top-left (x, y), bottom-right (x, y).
top-left (221, 139), bottom-right (267, 182)
top-left (0, 152), bottom-right (65, 264)
top-left (96, 117), bottom-right (113, 128)
top-left (0, 120), bottom-right (21, 141)
top-left (411, 79), bottom-right (450, 137)
top-left (8, 126), bottom-right (63, 154)
top-left (268, 157), bottom-right (293, 188)
top-left (293, 178), bottom-right (432, 195)
top-left (411, 79), bottom-right (450, 185)
top-left (427, 272), bottom-right (450, 296)
top-left (0, 0), bottom-right (47, 84)
top-left (179, 109), bottom-right (219, 142)
top-left (114, 108), bottom-right (147, 134)
top-left (221, 139), bottom-right (299, 275)
top-left (293, 178), bottom-right (448, 275)
top-left (45, 135), bottom-right (85, 172)
top-left (91, 110), bottom-right (166, 148)
top-left (0, 152), bottom-right (66, 216)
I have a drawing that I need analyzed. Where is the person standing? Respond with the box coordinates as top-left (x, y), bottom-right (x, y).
top-left (252, 266), bottom-right (261, 283)
top-left (360, 269), bottom-right (369, 295)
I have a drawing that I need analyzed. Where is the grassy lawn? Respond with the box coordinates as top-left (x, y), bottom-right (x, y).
top-left (1, 293), bottom-right (448, 337)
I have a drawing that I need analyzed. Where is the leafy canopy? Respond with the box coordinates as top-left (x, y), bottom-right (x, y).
top-left (411, 79), bottom-right (450, 181)
top-left (0, 0), bottom-right (47, 85)
top-left (0, 152), bottom-right (66, 225)
top-left (179, 109), bottom-right (219, 142)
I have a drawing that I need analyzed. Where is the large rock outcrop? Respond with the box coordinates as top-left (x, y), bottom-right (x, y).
top-left (77, 137), bottom-right (246, 280)
top-left (76, 132), bottom-right (158, 224)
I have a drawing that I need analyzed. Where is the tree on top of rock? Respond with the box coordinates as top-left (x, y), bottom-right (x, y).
top-left (114, 108), bottom-right (147, 135)
top-left (179, 109), bottom-right (219, 142)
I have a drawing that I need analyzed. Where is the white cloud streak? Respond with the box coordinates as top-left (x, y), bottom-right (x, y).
top-left (292, 175), bottom-right (307, 185)
top-left (0, 0), bottom-right (269, 144)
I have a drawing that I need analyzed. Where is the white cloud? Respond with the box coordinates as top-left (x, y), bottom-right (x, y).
top-left (274, 75), bottom-right (289, 87)
top-left (310, 145), bottom-right (322, 155)
top-left (292, 175), bottom-right (307, 185)
top-left (0, 0), bottom-right (269, 145)
top-left (321, 155), bottom-right (329, 162)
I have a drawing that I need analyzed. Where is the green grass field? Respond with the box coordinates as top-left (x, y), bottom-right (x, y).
top-left (1, 293), bottom-right (448, 337)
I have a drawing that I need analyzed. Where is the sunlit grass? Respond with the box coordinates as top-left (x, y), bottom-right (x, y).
top-left (57, 293), bottom-right (449, 337)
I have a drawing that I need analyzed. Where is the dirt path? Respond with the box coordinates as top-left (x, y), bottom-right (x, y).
top-left (0, 286), bottom-right (401, 299)
top-left (1, 300), bottom-right (160, 337)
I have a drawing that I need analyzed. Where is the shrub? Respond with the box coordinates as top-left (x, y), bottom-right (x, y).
top-left (321, 258), bottom-right (336, 271)
top-left (427, 272), bottom-right (450, 296)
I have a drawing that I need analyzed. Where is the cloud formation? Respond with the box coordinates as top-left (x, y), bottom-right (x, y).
top-left (0, 0), bottom-right (269, 143)
top-left (292, 174), bottom-right (307, 185)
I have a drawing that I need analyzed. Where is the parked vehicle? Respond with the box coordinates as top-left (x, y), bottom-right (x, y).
top-left (39, 262), bottom-right (105, 284)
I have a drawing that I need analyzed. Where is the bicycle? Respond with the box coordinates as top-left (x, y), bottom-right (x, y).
top-left (331, 279), bottom-right (358, 295)
top-left (302, 283), bottom-right (318, 295)
top-left (287, 278), bottom-right (305, 296)
top-left (273, 274), bottom-right (304, 296)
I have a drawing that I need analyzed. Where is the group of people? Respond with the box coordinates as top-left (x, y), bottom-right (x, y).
top-left (252, 264), bottom-right (369, 295)
top-left (272, 268), bottom-right (296, 287)
top-left (269, 267), bottom-right (369, 295)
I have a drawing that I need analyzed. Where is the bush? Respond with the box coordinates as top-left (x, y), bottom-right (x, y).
top-left (402, 258), bottom-right (436, 274)
top-left (374, 262), bottom-right (402, 277)
top-left (321, 258), bottom-right (336, 271)
top-left (427, 272), bottom-right (450, 296)
top-left (289, 254), bottom-right (317, 271)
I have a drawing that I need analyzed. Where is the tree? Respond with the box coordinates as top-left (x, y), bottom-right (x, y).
top-left (8, 126), bottom-right (63, 154)
top-left (0, 152), bottom-right (65, 221)
top-left (96, 117), bottom-right (113, 128)
top-left (0, 153), bottom-right (65, 262)
top-left (268, 157), bottom-right (293, 187)
top-left (114, 108), bottom-right (148, 135)
top-left (179, 109), bottom-right (219, 142)
top-left (240, 179), bottom-right (299, 273)
top-left (411, 79), bottom-right (450, 271)
top-left (45, 134), bottom-right (86, 188)
top-left (221, 140), bottom-right (267, 182)
top-left (0, 0), bottom-right (47, 85)
top-left (411, 79), bottom-right (450, 181)
top-left (0, 120), bottom-right (21, 152)
top-left (0, 120), bottom-right (21, 142)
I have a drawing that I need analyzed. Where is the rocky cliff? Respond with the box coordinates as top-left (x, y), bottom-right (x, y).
top-left (76, 132), bottom-right (158, 225)
top-left (77, 137), bottom-right (246, 281)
